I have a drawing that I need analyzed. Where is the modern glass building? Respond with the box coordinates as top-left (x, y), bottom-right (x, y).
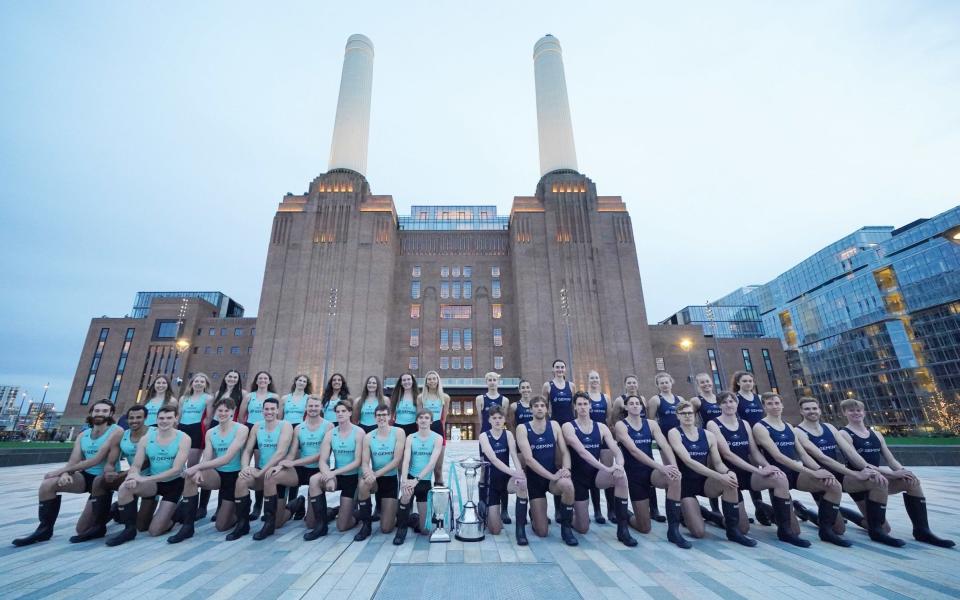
top-left (716, 206), bottom-right (960, 432)
top-left (660, 305), bottom-right (765, 339)
top-left (397, 206), bottom-right (509, 231)
top-left (131, 292), bottom-right (245, 319)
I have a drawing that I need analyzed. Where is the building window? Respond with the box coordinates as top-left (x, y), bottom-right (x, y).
top-left (494, 356), bottom-right (504, 370)
top-left (492, 304), bottom-right (502, 319)
top-left (655, 357), bottom-right (665, 371)
top-left (211, 372), bottom-right (220, 380)
top-left (154, 320), bottom-right (178, 340)
top-left (742, 349), bottom-right (754, 373)
top-left (230, 346), bottom-right (241, 355)
top-left (412, 265), bottom-right (421, 277)
top-left (451, 400), bottom-right (462, 415)
top-left (452, 329), bottom-right (461, 350)
top-left (251, 327), bottom-right (256, 336)
top-left (409, 356), bottom-right (419, 370)
top-left (463, 266), bottom-right (472, 277)
top-left (209, 328), bottom-right (216, 336)
top-left (217, 346), bottom-right (224, 355)
top-left (464, 329), bottom-right (473, 350)
top-left (247, 347), bottom-right (252, 354)
top-left (463, 280), bottom-right (472, 299)
top-left (441, 266), bottom-right (449, 278)
top-left (440, 329), bottom-right (449, 350)
top-left (762, 349), bottom-right (779, 393)
top-left (493, 328), bottom-right (503, 347)
top-left (410, 328), bottom-right (420, 348)
top-left (440, 356), bottom-right (450, 370)
top-left (452, 266), bottom-right (461, 277)
top-left (463, 402), bottom-right (475, 416)
top-left (491, 266), bottom-right (500, 277)
top-left (234, 328), bottom-right (244, 336)
top-left (109, 328), bottom-right (134, 401)
top-left (197, 328), bottom-right (203, 336)
top-left (220, 328), bottom-right (227, 336)
top-left (411, 281), bottom-right (421, 299)
top-left (410, 304), bottom-right (421, 319)
top-left (707, 349), bottom-right (722, 388)
top-left (441, 282), bottom-right (450, 299)
top-left (440, 305), bottom-right (472, 319)
top-left (81, 328), bottom-right (110, 405)
top-left (204, 346), bottom-right (212, 354)
top-left (452, 281), bottom-right (461, 299)
top-left (192, 346), bottom-right (198, 354)
top-left (452, 357), bottom-right (461, 370)
top-left (463, 355), bottom-right (473, 370)
top-left (492, 279), bottom-right (501, 299)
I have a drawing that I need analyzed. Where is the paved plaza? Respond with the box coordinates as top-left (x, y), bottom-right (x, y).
top-left (1, 441), bottom-right (958, 600)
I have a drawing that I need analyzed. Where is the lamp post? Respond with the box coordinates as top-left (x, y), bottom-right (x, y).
top-left (680, 338), bottom-right (694, 392)
top-left (559, 287), bottom-right (574, 387)
top-left (323, 287), bottom-right (339, 384)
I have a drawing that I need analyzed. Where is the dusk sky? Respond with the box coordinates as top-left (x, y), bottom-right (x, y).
top-left (2, 2), bottom-right (959, 409)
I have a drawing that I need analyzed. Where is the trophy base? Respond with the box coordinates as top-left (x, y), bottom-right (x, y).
top-left (430, 528), bottom-right (452, 543)
top-left (455, 532), bottom-right (485, 542)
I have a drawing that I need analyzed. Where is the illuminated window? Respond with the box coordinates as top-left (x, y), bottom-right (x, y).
top-left (452, 266), bottom-right (461, 277)
top-left (464, 402), bottom-right (475, 416)
top-left (411, 281), bottom-right (421, 299)
top-left (409, 356), bottom-right (418, 370)
top-left (655, 357), bottom-right (665, 371)
top-left (707, 349), bottom-right (722, 388)
top-left (440, 305), bottom-right (472, 319)
top-left (441, 282), bottom-right (450, 299)
top-left (762, 349), bottom-right (779, 392)
top-left (492, 280), bottom-right (501, 299)
top-left (440, 329), bottom-right (449, 350)
top-left (452, 329), bottom-right (461, 350)
top-left (412, 265), bottom-right (421, 277)
top-left (493, 328), bottom-right (503, 347)
top-left (410, 304), bottom-right (421, 319)
top-left (440, 356), bottom-right (450, 370)
top-left (464, 328), bottom-right (473, 350)
top-left (209, 328), bottom-right (216, 336)
top-left (491, 266), bottom-right (500, 277)
top-left (441, 266), bottom-right (449, 278)
top-left (452, 357), bottom-right (461, 370)
top-left (463, 266), bottom-right (472, 277)
top-left (742, 349), bottom-right (754, 373)
top-left (451, 401), bottom-right (462, 415)
top-left (410, 328), bottom-right (420, 348)
top-left (494, 356), bottom-right (504, 370)
top-left (463, 356), bottom-right (473, 370)
top-left (492, 304), bottom-right (502, 319)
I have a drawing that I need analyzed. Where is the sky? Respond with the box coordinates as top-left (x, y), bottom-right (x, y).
top-left (2, 1), bottom-right (959, 409)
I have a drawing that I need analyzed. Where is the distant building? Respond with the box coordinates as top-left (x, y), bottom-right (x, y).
top-left (660, 305), bottom-right (765, 339)
top-left (716, 206), bottom-right (960, 432)
top-left (0, 385), bottom-right (21, 431)
top-left (131, 292), bottom-right (244, 319)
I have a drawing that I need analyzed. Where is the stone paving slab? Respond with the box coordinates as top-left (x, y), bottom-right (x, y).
top-left (1, 441), bottom-right (957, 599)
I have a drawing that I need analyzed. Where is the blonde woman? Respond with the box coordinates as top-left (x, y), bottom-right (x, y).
top-left (418, 371), bottom-right (449, 485)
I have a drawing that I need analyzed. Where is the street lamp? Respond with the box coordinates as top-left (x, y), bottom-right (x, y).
top-left (559, 287), bottom-right (574, 388)
top-left (323, 287), bottom-right (339, 384)
top-left (680, 338), bottom-right (694, 388)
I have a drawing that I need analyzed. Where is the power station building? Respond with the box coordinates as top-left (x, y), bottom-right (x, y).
top-left (63, 35), bottom-right (796, 433)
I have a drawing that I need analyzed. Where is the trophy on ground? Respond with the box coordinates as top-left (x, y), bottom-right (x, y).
top-left (455, 457), bottom-right (488, 542)
top-left (428, 485), bottom-right (452, 543)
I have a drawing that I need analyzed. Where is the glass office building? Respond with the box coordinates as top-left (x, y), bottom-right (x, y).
top-left (132, 292), bottom-right (245, 319)
top-left (716, 206), bottom-right (960, 432)
top-left (398, 206), bottom-right (509, 231)
top-left (660, 305), bottom-right (765, 339)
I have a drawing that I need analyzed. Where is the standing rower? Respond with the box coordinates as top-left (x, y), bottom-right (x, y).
top-left (542, 359), bottom-right (575, 426)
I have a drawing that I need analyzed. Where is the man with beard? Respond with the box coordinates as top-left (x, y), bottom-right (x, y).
top-left (71, 404), bottom-right (153, 543)
top-left (12, 399), bottom-right (123, 546)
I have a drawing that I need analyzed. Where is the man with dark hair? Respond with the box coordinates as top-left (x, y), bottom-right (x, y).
top-left (12, 399), bottom-right (123, 546)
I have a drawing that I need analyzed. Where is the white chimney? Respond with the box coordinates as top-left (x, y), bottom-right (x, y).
top-left (534, 35), bottom-right (578, 177)
top-left (328, 34), bottom-right (374, 176)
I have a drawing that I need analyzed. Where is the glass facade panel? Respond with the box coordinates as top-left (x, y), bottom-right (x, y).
top-left (440, 329), bottom-right (449, 350)
top-left (411, 281), bottom-right (421, 299)
top-left (494, 356), bottom-right (504, 369)
top-left (398, 206), bottom-right (509, 231)
top-left (82, 328), bottom-right (109, 404)
top-left (410, 328), bottom-right (419, 348)
top-left (440, 305), bottom-right (472, 319)
top-left (707, 348), bottom-right (722, 388)
top-left (762, 349), bottom-right (779, 392)
top-left (742, 349), bottom-right (754, 372)
top-left (464, 329), bottom-right (473, 350)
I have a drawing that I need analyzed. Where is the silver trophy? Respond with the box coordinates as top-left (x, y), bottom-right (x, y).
top-left (455, 457), bottom-right (488, 542)
top-left (428, 485), bottom-right (452, 543)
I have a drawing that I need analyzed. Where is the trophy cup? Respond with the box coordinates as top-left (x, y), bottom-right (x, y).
top-left (455, 457), bottom-right (488, 542)
top-left (429, 485), bottom-right (452, 543)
